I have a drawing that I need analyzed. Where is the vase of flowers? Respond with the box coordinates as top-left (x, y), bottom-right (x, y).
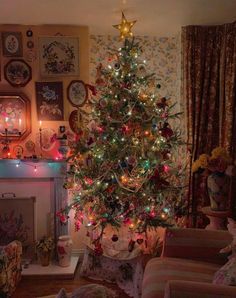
top-left (192, 147), bottom-right (235, 211)
top-left (36, 236), bottom-right (54, 266)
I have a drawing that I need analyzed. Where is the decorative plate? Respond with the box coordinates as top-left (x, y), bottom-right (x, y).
top-left (27, 40), bottom-right (34, 49)
top-left (4, 59), bottom-right (32, 87)
top-left (67, 80), bottom-right (88, 107)
top-left (36, 128), bottom-right (56, 151)
top-left (26, 30), bottom-right (33, 37)
top-left (25, 50), bottom-right (37, 62)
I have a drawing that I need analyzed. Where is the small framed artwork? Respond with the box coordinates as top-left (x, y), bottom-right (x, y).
top-left (35, 81), bottom-right (64, 121)
top-left (39, 36), bottom-right (79, 76)
top-left (2, 32), bottom-right (23, 57)
top-left (4, 59), bottom-right (32, 87)
top-left (0, 92), bottom-right (31, 141)
top-left (67, 80), bottom-right (88, 107)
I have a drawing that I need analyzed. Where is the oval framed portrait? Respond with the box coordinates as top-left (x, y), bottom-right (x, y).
top-left (4, 59), bottom-right (32, 87)
top-left (67, 80), bottom-right (88, 107)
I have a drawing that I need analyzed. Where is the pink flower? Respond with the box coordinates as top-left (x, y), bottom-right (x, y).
top-left (57, 246), bottom-right (66, 255)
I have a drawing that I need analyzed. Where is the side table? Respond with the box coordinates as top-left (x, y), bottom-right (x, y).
top-left (202, 206), bottom-right (231, 230)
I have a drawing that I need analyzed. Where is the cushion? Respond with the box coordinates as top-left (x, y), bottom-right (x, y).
top-left (162, 228), bottom-right (232, 264)
top-left (213, 256), bottom-right (236, 286)
top-left (142, 257), bottom-right (220, 298)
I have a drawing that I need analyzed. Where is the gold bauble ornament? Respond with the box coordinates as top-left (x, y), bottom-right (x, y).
top-left (113, 12), bottom-right (136, 40)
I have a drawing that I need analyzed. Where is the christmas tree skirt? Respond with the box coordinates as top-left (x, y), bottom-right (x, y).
top-left (80, 244), bottom-right (144, 298)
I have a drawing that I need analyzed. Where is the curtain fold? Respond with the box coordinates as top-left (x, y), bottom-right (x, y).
top-left (182, 21), bottom-right (236, 225)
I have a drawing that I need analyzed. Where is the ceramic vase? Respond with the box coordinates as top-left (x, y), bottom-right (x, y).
top-left (57, 235), bottom-right (73, 267)
top-left (207, 172), bottom-right (230, 211)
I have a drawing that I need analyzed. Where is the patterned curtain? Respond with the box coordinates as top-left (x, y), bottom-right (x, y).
top-left (182, 21), bottom-right (236, 226)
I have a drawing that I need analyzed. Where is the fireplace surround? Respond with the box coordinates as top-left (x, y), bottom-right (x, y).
top-left (0, 159), bottom-right (68, 244)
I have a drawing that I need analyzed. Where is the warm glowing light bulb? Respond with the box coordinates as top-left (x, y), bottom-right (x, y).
top-left (34, 166), bottom-right (37, 172)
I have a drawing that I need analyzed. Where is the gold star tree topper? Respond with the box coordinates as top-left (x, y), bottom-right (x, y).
top-left (113, 12), bottom-right (137, 40)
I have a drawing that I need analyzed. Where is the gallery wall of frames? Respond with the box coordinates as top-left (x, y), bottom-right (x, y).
top-left (0, 24), bottom-right (90, 159)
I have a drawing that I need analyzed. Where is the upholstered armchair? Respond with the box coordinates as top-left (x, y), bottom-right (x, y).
top-left (142, 227), bottom-right (236, 298)
top-left (0, 241), bottom-right (22, 297)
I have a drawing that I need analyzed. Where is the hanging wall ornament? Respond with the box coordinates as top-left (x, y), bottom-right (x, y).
top-left (27, 40), bottom-right (34, 49)
top-left (26, 29), bottom-right (33, 37)
top-left (25, 50), bottom-right (37, 62)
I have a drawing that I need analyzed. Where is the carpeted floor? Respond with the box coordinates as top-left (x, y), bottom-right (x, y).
top-left (12, 261), bottom-right (131, 298)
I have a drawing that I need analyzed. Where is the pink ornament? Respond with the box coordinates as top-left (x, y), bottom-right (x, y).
top-left (163, 165), bottom-right (170, 173)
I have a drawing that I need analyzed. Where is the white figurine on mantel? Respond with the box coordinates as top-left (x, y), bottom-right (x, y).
top-left (57, 126), bottom-right (69, 159)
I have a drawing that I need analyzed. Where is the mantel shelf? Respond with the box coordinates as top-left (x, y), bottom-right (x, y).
top-left (0, 159), bottom-right (67, 179)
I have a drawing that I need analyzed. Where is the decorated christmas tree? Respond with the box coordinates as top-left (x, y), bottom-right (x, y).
top-left (58, 15), bottom-right (186, 254)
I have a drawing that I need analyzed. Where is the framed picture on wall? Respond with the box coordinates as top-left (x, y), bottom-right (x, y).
top-left (2, 32), bottom-right (23, 57)
top-left (4, 59), bottom-right (32, 87)
top-left (39, 36), bottom-right (79, 77)
top-left (35, 81), bottom-right (64, 121)
top-left (67, 80), bottom-right (88, 107)
top-left (0, 92), bottom-right (31, 141)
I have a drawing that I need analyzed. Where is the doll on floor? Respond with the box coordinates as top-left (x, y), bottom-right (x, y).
top-left (213, 217), bottom-right (236, 285)
top-left (219, 218), bottom-right (236, 257)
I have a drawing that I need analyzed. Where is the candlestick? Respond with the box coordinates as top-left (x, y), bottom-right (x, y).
top-left (5, 117), bottom-right (8, 129)
top-left (18, 118), bottom-right (22, 135)
top-left (39, 121), bottom-right (43, 155)
top-left (2, 128), bottom-right (11, 158)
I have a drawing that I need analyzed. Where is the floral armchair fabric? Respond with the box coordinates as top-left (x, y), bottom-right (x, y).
top-left (0, 241), bottom-right (22, 297)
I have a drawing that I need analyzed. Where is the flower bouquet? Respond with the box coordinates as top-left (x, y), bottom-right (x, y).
top-left (35, 236), bottom-right (54, 266)
top-left (192, 147), bottom-right (235, 211)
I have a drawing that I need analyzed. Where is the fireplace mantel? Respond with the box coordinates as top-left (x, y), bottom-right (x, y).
top-left (0, 158), bottom-right (68, 240)
top-left (0, 159), bottom-right (66, 178)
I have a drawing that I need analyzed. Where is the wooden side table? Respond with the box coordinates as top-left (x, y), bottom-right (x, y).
top-left (202, 206), bottom-right (231, 230)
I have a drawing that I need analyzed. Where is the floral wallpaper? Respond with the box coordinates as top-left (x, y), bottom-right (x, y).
top-left (90, 35), bottom-right (180, 103)
top-left (89, 35), bottom-right (189, 218)
top-left (89, 34), bottom-right (183, 127)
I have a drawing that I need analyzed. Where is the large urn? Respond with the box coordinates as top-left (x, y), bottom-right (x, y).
top-left (207, 172), bottom-right (230, 211)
